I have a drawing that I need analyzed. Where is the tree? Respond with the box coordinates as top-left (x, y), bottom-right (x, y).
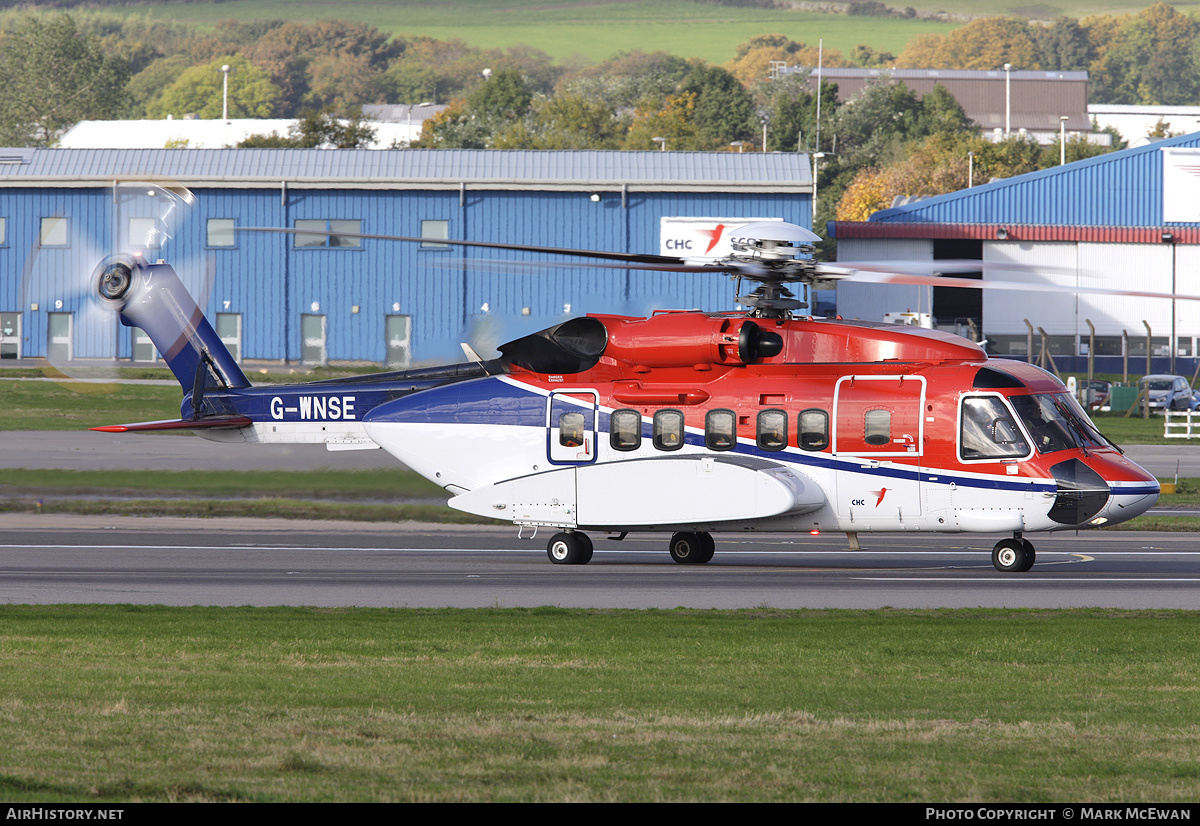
top-left (1089, 3), bottom-right (1200, 105)
top-left (238, 109), bottom-right (377, 148)
top-left (412, 70), bottom-right (535, 149)
top-left (896, 17), bottom-right (1039, 70)
top-left (724, 34), bottom-right (806, 85)
top-left (147, 55), bottom-right (282, 119)
top-left (911, 84), bottom-right (973, 136)
top-left (1033, 16), bottom-right (1094, 72)
top-left (0, 14), bottom-right (130, 146)
top-left (835, 130), bottom-right (1091, 223)
top-left (466, 68), bottom-right (533, 121)
top-left (245, 20), bottom-right (404, 115)
top-left (622, 92), bottom-right (702, 151)
top-left (556, 50), bottom-right (691, 110)
top-left (678, 62), bottom-right (756, 148)
top-left (749, 71), bottom-right (838, 152)
top-left (492, 94), bottom-right (623, 149)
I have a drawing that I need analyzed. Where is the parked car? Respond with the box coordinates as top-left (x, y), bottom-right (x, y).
top-left (1137, 374), bottom-right (1198, 412)
top-left (1079, 379), bottom-right (1112, 411)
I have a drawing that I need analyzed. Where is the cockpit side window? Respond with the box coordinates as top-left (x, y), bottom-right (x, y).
top-left (960, 396), bottom-right (1030, 460)
top-left (1008, 393), bottom-right (1106, 454)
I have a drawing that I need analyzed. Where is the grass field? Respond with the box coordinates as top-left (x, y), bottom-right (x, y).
top-left (51, 0), bottom-right (1200, 67)
top-left (30, 0), bottom-right (954, 64)
top-left (2, 605), bottom-right (1200, 802)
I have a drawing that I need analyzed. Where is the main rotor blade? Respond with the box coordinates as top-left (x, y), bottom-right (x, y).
top-left (239, 226), bottom-right (688, 266)
top-left (418, 255), bottom-right (754, 277)
top-left (837, 269), bottom-right (1200, 302)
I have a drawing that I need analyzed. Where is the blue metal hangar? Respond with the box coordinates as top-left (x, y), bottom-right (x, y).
top-left (0, 148), bottom-right (813, 366)
top-left (829, 131), bottom-right (1200, 376)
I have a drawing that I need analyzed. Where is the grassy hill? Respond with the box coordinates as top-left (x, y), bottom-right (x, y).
top-left (15, 0), bottom-right (1196, 64)
top-left (33, 0), bottom-right (951, 64)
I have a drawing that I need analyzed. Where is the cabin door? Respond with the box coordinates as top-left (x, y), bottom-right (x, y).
top-left (832, 375), bottom-right (926, 528)
top-left (547, 390), bottom-right (598, 465)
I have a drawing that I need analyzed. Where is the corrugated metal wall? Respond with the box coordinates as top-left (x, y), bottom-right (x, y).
top-left (3, 183), bottom-right (810, 365)
top-left (869, 132), bottom-right (1200, 229)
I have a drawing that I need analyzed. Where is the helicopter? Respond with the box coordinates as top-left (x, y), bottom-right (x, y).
top-left (86, 209), bottom-right (1171, 573)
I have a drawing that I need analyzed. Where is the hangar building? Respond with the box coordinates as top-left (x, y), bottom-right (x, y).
top-left (829, 131), bottom-right (1200, 377)
top-left (0, 148), bottom-right (812, 366)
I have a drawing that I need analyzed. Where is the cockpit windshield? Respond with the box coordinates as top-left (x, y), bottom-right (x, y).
top-left (1008, 393), bottom-right (1109, 454)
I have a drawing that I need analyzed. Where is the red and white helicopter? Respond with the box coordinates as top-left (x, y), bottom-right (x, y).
top-left (90, 202), bottom-right (1168, 572)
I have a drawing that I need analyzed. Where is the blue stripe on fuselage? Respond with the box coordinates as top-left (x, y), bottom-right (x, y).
top-left (363, 377), bottom-right (1065, 495)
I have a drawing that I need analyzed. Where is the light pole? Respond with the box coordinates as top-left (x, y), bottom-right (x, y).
top-left (1003, 63), bottom-right (1012, 136)
top-left (652, 136), bottom-right (666, 151)
top-left (1060, 116), bottom-right (1069, 165)
top-left (730, 141), bottom-right (747, 153)
top-left (968, 150), bottom-right (974, 188)
top-left (221, 64), bottom-right (231, 122)
top-left (813, 151), bottom-right (826, 220)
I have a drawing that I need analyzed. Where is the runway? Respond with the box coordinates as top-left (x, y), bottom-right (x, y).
top-left (3, 513), bottom-right (1198, 609)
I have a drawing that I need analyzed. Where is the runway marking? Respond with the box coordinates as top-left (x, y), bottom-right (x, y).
top-left (857, 577), bottom-right (1200, 582)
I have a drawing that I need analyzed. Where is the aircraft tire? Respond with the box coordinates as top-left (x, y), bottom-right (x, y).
top-left (669, 532), bottom-right (713, 564)
top-left (547, 532), bottom-right (592, 565)
top-left (1017, 538), bottom-right (1036, 572)
top-left (992, 538), bottom-right (1033, 572)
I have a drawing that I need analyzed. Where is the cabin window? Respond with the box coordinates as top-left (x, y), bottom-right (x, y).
top-left (798, 408), bottom-right (829, 451)
top-left (864, 409), bottom-right (891, 446)
top-left (653, 409), bottom-right (685, 451)
top-left (705, 409), bottom-right (737, 451)
top-left (960, 396), bottom-right (1029, 460)
top-left (610, 408), bottom-right (642, 451)
top-left (559, 411), bottom-right (586, 448)
top-left (756, 409), bottom-right (787, 451)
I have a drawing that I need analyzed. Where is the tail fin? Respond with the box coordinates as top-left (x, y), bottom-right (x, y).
top-left (96, 255), bottom-right (250, 397)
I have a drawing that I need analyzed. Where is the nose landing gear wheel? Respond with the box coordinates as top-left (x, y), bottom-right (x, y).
top-left (547, 532), bottom-right (593, 565)
top-left (669, 531), bottom-right (715, 564)
top-left (992, 537), bottom-right (1035, 572)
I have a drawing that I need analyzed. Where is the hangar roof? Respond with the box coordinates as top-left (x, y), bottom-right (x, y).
top-left (0, 148), bottom-right (812, 193)
top-left (830, 131), bottom-right (1200, 243)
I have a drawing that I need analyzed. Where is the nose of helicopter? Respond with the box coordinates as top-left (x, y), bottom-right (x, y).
top-left (1064, 452), bottom-right (1160, 528)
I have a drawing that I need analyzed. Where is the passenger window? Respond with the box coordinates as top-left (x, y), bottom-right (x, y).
top-left (610, 409), bottom-right (642, 451)
top-left (705, 409), bottom-right (736, 451)
top-left (864, 409), bottom-right (891, 446)
top-left (559, 411), bottom-right (586, 447)
top-left (653, 409), bottom-right (685, 451)
top-left (756, 409), bottom-right (787, 451)
top-left (798, 408), bottom-right (829, 451)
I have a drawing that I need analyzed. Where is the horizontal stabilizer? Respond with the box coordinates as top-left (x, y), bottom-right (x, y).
top-left (90, 416), bottom-right (253, 433)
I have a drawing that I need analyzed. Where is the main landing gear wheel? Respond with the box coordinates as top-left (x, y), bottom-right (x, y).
top-left (547, 532), bottom-right (593, 565)
top-left (992, 537), bottom-right (1035, 572)
top-left (669, 531), bottom-right (715, 564)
